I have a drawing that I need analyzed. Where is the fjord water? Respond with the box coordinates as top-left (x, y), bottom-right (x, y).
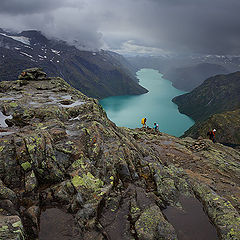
top-left (100, 68), bottom-right (194, 137)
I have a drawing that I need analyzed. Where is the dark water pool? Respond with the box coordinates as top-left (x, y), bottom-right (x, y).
top-left (39, 208), bottom-right (80, 240)
top-left (163, 196), bottom-right (218, 240)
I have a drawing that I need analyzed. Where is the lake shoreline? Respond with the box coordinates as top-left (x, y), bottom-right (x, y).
top-left (100, 68), bottom-right (194, 137)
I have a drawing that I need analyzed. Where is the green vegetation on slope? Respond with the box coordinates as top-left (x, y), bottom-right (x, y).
top-left (173, 71), bottom-right (240, 122)
top-left (183, 109), bottom-right (240, 146)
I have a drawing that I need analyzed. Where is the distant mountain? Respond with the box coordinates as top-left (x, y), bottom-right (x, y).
top-left (0, 29), bottom-right (147, 98)
top-left (172, 71), bottom-right (240, 122)
top-left (182, 109), bottom-right (240, 147)
top-left (163, 63), bottom-right (229, 91)
top-left (127, 55), bottom-right (240, 92)
top-left (126, 55), bottom-right (171, 72)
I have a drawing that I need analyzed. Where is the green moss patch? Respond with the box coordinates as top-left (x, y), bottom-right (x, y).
top-left (21, 161), bottom-right (31, 171)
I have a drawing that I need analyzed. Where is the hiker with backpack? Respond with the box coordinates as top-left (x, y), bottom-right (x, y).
top-left (141, 117), bottom-right (147, 128)
top-left (153, 122), bottom-right (159, 131)
top-left (207, 129), bottom-right (216, 143)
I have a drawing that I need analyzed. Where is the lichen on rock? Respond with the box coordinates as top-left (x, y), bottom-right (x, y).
top-left (135, 205), bottom-right (177, 240)
top-left (0, 68), bottom-right (239, 239)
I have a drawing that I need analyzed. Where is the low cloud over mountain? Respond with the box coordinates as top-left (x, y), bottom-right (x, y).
top-left (1, 0), bottom-right (240, 55)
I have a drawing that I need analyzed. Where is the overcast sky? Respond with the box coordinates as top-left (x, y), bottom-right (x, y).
top-left (1, 0), bottom-right (240, 55)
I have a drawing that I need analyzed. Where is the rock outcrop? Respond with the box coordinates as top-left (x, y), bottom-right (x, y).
top-left (0, 68), bottom-right (239, 240)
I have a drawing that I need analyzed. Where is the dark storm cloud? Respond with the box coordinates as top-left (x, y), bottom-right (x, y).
top-left (148, 0), bottom-right (240, 54)
top-left (1, 0), bottom-right (240, 54)
top-left (0, 0), bottom-right (67, 15)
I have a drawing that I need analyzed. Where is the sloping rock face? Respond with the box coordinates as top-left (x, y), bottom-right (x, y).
top-left (0, 68), bottom-right (239, 240)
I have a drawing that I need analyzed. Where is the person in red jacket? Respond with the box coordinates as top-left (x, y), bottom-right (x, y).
top-left (207, 129), bottom-right (216, 143)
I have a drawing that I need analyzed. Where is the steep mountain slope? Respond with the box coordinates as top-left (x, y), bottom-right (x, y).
top-left (163, 63), bottom-right (229, 91)
top-left (182, 109), bottom-right (240, 147)
top-left (172, 71), bottom-right (240, 122)
top-left (0, 68), bottom-right (239, 240)
top-left (0, 29), bottom-right (147, 98)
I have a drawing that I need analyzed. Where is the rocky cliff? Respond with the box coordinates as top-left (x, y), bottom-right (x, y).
top-left (0, 69), bottom-right (239, 240)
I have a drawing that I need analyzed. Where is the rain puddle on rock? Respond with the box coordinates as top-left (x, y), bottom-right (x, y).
top-left (163, 196), bottom-right (218, 240)
top-left (60, 100), bottom-right (85, 108)
top-left (39, 208), bottom-right (80, 240)
top-left (161, 140), bottom-right (173, 146)
top-left (0, 97), bottom-right (15, 101)
top-left (47, 96), bottom-right (84, 108)
top-left (61, 95), bottom-right (72, 100)
top-left (0, 130), bottom-right (15, 136)
top-left (29, 101), bottom-right (40, 105)
top-left (0, 111), bottom-right (12, 128)
top-left (66, 129), bottom-right (80, 136)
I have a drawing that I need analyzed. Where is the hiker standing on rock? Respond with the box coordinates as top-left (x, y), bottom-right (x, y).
top-left (141, 118), bottom-right (147, 128)
top-left (153, 122), bottom-right (159, 131)
top-left (207, 129), bottom-right (216, 143)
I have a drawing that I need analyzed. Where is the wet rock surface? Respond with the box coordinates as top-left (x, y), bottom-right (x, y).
top-left (0, 68), bottom-right (239, 240)
top-left (39, 208), bottom-right (81, 240)
top-left (163, 195), bottom-right (218, 240)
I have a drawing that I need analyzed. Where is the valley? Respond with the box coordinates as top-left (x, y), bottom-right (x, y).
top-left (100, 68), bottom-right (194, 137)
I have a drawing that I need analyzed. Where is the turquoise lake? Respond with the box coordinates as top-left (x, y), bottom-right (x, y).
top-left (100, 68), bottom-right (194, 137)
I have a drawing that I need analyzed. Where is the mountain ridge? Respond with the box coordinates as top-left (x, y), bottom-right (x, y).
top-left (163, 62), bottom-right (229, 91)
top-left (172, 71), bottom-right (240, 122)
top-left (0, 29), bottom-right (147, 99)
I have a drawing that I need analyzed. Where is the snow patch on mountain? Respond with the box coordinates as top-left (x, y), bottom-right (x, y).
top-left (20, 52), bottom-right (32, 58)
top-left (51, 49), bottom-right (60, 55)
top-left (0, 33), bottom-right (30, 45)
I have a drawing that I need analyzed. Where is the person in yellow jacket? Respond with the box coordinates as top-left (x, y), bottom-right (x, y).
top-left (141, 117), bottom-right (147, 128)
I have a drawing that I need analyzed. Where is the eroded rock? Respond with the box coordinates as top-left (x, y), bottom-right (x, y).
top-left (0, 69), bottom-right (239, 239)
